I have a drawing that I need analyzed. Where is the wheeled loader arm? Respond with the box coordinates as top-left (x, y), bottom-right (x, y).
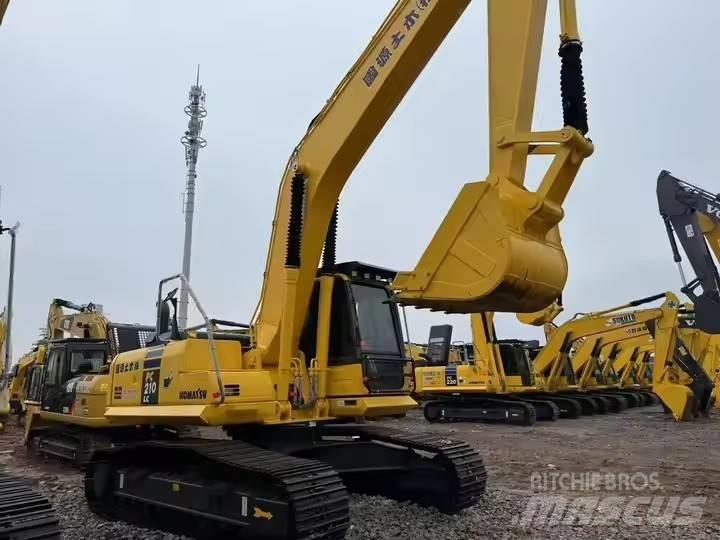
top-left (250, 0), bottom-right (593, 369)
top-left (657, 170), bottom-right (720, 333)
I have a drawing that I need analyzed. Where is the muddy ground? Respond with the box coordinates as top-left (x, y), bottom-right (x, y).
top-left (1, 405), bottom-right (718, 539)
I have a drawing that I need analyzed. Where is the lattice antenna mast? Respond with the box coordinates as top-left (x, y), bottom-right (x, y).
top-left (178, 66), bottom-right (208, 329)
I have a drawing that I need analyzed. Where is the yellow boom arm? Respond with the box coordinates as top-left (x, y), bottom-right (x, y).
top-left (251, 0), bottom-right (592, 369)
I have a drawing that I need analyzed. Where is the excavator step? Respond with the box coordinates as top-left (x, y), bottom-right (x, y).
top-left (85, 439), bottom-right (350, 540)
top-left (422, 397), bottom-right (537, 425)
top-left (0, 472), bottom-right (60, 539)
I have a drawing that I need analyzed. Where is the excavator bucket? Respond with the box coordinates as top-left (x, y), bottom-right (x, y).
top-left (654, 384), bottom-right (696, 421)
top-left (392, 176), bottom-right (568, 314)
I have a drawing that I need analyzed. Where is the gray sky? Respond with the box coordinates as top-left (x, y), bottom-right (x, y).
top-left (1, 1), bottom-right (719, 360)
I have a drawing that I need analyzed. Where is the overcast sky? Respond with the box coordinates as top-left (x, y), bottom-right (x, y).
top-left (1, 1), bottom-right (719, 361)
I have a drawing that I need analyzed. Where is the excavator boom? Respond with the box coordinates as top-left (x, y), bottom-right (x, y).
top-left (657, 170), bottom-right (720, 333)
top-left (252, 0), bottom-right (593, 369)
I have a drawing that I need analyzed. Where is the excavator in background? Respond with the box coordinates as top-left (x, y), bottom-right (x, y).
top-left (11, 299), bottom-right (153, 428)
top-left (658, 170), bottom-right (720, 333)
top-left (8, 345), bottom-right (44, 424)
top-left (416, 292), bottom-right (713, 423)
top-left (606, 337), bottom-right (655, 392)
top-left (658, 170), bottom-right (720, 405)
top-left (22, 299), bottom-right (154, 459)
top-left (567, 323), bottom-right (654, 406)
top-left (0, 312), bottom-right (8, 431)
top-left (18, 2), bottom-right (595, 538)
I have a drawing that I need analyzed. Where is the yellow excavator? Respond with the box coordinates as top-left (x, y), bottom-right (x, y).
top-left (564, 324), bottom-right (650, 405)
top-left (416, 292), bottom-right (713, 423)
top-left (22, 299), bottom-right (153, 458)
top-left (11, 299), bottom-right (153, 430)
top-left (605, 337), bottom-right (655, 391)
top-left (23, 2), bottom-right (596, 537)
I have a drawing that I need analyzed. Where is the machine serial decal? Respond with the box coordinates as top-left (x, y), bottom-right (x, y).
top-left (178, 388), bottom-right (208, 400)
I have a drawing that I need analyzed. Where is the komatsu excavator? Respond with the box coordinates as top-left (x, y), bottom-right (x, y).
top-left (417, 293), bottom-right (713, 423)
top-left (23, 299), bottom-right (154, 459)
top-left (22, 2), bottom-right (596, 538)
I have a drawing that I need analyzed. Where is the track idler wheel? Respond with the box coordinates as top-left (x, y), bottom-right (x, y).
top-left (423, 402), bottom-right (443, 423)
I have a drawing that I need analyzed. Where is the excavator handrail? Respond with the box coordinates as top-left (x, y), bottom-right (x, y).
top-left (155, 274), bottom-right (225, 404)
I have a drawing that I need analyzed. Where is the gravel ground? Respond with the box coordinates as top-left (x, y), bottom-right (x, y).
top-left (2, 405), bottom-right (719, 539)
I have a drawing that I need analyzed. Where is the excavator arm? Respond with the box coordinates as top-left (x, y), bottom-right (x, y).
top-left (250, 0), bottom-right (593, 371)
top-left (570, 323), bottom-right (650, 389)
top-left (533, 295), bottom-right (668, 391)
top-left (657, 170), bottom-right (720, 333)
top-left (648, 292), bottom-right (715, 419)
top-left (46, 298), bottom-right (108, 340)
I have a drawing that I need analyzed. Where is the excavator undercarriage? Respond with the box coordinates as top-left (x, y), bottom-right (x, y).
top-left (85, 424), bottom-right (485, 540)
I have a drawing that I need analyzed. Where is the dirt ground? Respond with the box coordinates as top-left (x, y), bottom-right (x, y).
top-left (379, 405), bottom-right (720, 525)
top-left (2, 404), bottom-right (719, 538)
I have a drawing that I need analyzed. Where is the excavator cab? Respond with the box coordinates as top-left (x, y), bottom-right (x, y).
top-left (29, 339), bottom-right (107, 415)
top-left (301, 262), bottom-right (410, 393)
top-left (26, 322), bottom-right (155, 416)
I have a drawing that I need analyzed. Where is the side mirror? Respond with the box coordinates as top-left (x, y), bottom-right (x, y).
top-left (158, 301), bottom-right (171, 338)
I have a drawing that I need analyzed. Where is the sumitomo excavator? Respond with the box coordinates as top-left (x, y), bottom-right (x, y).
top-left (606, 337), bottom-right (655, 391)
top-left (24, 2), bottom-right (595, 538)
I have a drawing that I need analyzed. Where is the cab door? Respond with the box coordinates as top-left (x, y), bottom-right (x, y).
top-left (39, 346), bottom-right (67, 413)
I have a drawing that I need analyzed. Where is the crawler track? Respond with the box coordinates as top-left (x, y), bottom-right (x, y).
top-left (0, 472), bottom-right (60, 539)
